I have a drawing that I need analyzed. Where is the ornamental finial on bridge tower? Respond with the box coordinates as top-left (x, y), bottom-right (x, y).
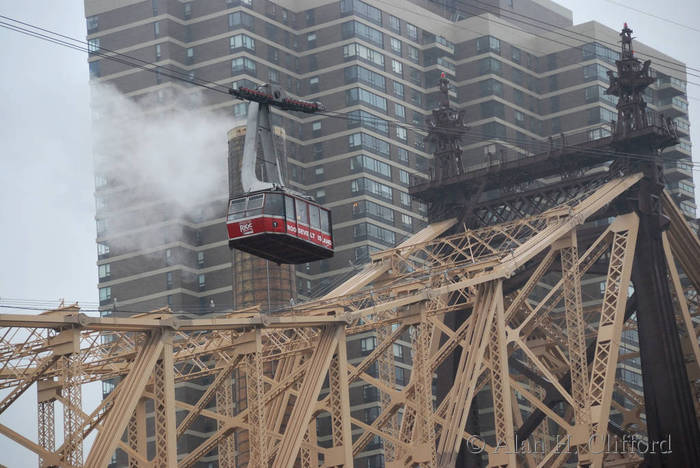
top-left (621, 22), bottom-right (634, 59)
top-left (605, 24), bottom-right (677, 148)
top-left (439, 72), bottom-right (450, 109)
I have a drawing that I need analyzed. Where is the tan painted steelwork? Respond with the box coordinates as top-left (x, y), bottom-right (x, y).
top-left (0, 174), bottom-right (698, 467)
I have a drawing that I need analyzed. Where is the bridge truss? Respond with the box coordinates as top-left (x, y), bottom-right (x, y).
top-left (0, 173), bottom-right (698, 467)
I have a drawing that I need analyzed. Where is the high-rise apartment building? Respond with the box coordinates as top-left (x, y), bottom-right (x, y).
top-left (86, 0), bottom-right (692, 465)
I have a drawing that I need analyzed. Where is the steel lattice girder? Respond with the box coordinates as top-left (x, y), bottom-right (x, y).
top-left (0, 173), bottom-right (698, 468)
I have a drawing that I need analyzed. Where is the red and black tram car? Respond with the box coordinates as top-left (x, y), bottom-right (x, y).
top-left (226, 190), bottom-right (334, 264)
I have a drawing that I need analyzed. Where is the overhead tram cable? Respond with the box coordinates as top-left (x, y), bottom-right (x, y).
top-left (0, 15), bottom-right (233, 95)
top-left (1, 20), bottom-right (696, 199)
top-left (317, 109), bottom-right (700, 172)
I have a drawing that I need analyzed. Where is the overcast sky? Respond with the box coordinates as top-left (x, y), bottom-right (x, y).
top-left (0, 0), bottom-right (698, 464)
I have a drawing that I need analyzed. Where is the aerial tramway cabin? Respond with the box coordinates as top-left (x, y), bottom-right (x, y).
top-left (226, 189), bottom-right (333, 264)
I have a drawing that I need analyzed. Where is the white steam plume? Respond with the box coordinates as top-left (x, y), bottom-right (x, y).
top-left (89, 83), bottom-right (246, 253)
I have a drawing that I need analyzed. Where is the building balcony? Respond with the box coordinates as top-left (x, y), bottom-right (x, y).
top-left (663, 160), bottom-right (692, 182)
top-left (668, 180), bottom-right (695, 201)
top-left (654, 75), bottom-right (687, 99)
top-left (656, 96), bottom-right (689, 118)
top-left (675, 118), bottom-right (690, 137)
top-left (662, 139), bottom-right (692, 160)
top-left (422, 32), bottom-right (455, 55)
top-left (678, 200), bottom-right (697, 219)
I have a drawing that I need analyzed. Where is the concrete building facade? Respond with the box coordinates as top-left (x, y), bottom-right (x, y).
top-left (85, 0), bottom-right (692, 465)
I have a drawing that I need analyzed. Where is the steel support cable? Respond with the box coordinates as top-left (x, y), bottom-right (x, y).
top-left (0, 16), bottom-right (694, 170)
top-left (318, 109), bottom-right (698, 171)
top-left (0, 22), bottom-right (230, 96)
top-left (0, 15), bottom-right (232, 94)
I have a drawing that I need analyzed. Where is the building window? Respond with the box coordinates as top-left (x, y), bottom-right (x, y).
top-left (229, 11), bottom-right (254, 29)
top-left (305, 10), bottom-right (315, 25)
top-left (99, 287), bottom-right (112, 303)
top-left (582, 42), bottom-right (620, 64)
top-left (511, 46), bottom-right (521, 63)
top-left (406, 45), bottom-right (419, 63)
top-left (406, 23), bottom-right (418, 41)
top-left (268, 69), bottom-right (279, 83)
top-left (514, 110), bottom-right (526, 127)
top-left (397, 147), bottom-right (409, 163)
top-left (389, 15), bottom-right (400, 32)
top-left (186, 47), bottom-right (194, 64)
top-left (399, 191), bottom-right (411, 208)
top-left (480, 100), bottom-right (505, 119)
top-left (153, 21), bottom-right (160, 37)
top-left (312, 121), bottom-right (322, 137)
top-left (350, 155), bottom-right (391, 179)
top-left (198, 274), bottom-right (206, 290)
top-left (482, 122), bottom-right (506, 139)
top-left (588, 127), bottom-right (612, 140)
top-left (354, 223), bottom-right (396, 245)
top-left (476, 36), bottom-right (500, 54)
top-left (347, 109), bottom-right (389, 135)
top-left (391, 59), bottom-right (403, 76)
top-left (96, 218), bottom-right (107, 235)
top-left (362, 384), bottom-right (378, 401)
top-left (401, 213), bottom-right (412, 227)
top-left (393, 81), bottom-right (404, 99)
top-left (342, 21), bottom-right (383, 47)
top-left (346, 87), bottom-right (387, 112)
top-left (165, 248), bottom-right (173, 265)
top-left (480, 79), bottom-right (503, 97)
top-left (411, 91), bottom-right (422, 107)
top-left (307, 32), bottom-right (317, 48)
top-left (197, 251), bottom-right (205, 267)
top-left (353, 199), bottom-right (394, 223)
top-left (348, 133), bottom-right (390, 156)
top-left (340, 0), bottom-right (382, 25)
top-left (479, 58), bottom-right (502, 75)
top-left (232, 57), bottom-right (256, 75)
top-left (394, 103), bottom-right (406, 120)
top-left (345, 65), bottom-right (386, 91)
top-left (88, 38), bottom-right (100, 54)
top-left (97, 242), bottom-right (110, 257)
top-left (166, 271), bottom-right (173, 289)
top-left (395, 367), bottom-right (408, 385)
top-left (233, 102), bottom-right (248, 117)
top-left (399, 169), bottom-right (410, 184)
top-left (393, 343), bottom-right (404, 359)
top-left (86, 15), bottom-right (99, 33)
top-left (351, 178), bottom-right (393, 201)
top-left (512, 68), bottom-right (525, 85)
top-left (155, 44), bottom-right (161, 60)
top-left (98, 264), bottom-right (111, 279)
top-left (360, 336), bottom-right (376, 354)
top-left (230, 34), bottom-right (255, 51)
top-left (390, 37), bottom-right (402, 54)
top-left (396, 126), bottom-right (407, 141)
top-left (89, 61), bottom-right (100, 78)
top-left (364, 406), bottom-right (380, 423)
top-left (343, 42), bottom-right (384, 68)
